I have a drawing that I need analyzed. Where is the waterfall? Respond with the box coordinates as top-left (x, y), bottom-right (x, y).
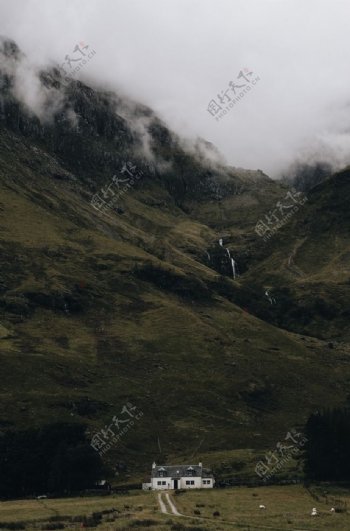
top-left (231, 258), bottom-right (236, 279)
top-left (265, 290), bottom-right (276, 304)
top-left (219, 238), bottom-right (238, 279)
top-left (227, 248), bottom-right (236, 278)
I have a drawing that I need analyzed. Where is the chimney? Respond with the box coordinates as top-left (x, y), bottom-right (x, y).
top-left (199, 462), bottom-right (202, 467)
top-left (152, 461), bottom-right (156, 469)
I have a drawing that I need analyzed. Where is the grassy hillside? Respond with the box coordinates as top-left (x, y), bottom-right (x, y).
top-left (238, 170), bottom-right (350, 340)
top-left (1, 38), bottom-right (350, 484)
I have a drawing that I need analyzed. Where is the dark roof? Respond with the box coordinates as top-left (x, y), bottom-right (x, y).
top-left (152, 464), bottom-right (213, 478)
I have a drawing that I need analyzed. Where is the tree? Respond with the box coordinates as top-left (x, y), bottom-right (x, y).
top-left (304, 408), bottom-right (350, 481)
top-left (0, 423), bottom-right (104, 498)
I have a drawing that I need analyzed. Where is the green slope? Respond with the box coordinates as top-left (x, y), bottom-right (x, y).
top-left (1, 38), bottom-right (350, 482)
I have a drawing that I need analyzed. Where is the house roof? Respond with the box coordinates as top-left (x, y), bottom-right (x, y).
top-left (151, 464), bottom-right (214, 478)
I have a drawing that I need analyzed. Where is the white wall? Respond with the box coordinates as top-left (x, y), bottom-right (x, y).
top-left (152, 477), bottom-right (172, 490)
top-left (151, 476), bottom-right (214, 489)
top-left (179, 476), bottom-right (202, 489)
top-left (201, 478), bottom-right (214, 488)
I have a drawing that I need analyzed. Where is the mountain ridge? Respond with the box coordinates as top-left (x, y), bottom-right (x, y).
top-left (1, 38), bottom-right (350, 482)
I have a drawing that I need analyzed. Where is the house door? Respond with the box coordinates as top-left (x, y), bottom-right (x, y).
top-left (173, 479), bottom-right (178, 489)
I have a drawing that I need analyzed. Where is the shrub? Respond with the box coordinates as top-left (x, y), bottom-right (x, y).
top-left (213, 511), bottom-right (220, 517)
top-left (0, 524), bottom-right (25, 530)
top-left (170, 525), bottom-right (186, 531)
top-left (41, 524), bottom-right (64, 530)
top-left (46, 516), bottom-right (67, 522)
top-left (71, 516), bottom-right (85, 522)
top-left (130, 519), bottom-right (158, 527)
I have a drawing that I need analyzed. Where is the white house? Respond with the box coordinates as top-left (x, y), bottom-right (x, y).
top-left (143, 462), bottom-right (215, 490)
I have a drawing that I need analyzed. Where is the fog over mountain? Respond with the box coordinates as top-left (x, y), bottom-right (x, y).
top-left (1, 0), bottom-right (350, 177)
top-left (3, 1), bottom-right (350, 518)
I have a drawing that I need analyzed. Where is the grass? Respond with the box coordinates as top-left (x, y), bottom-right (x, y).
top-left (170, 484), bottom-right (350, 530)
top-left (1, 99), bottom-right (350, 483)
top-left (2, 56), bottom-right (350, 526)
top-left (1, 485), bottom-right (350, 530)
top-left (0, 492), bottom-right (159, 530)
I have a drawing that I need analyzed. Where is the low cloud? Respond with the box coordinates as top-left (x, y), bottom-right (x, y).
top-left (1, 0), bottom-right (350, 177)
top-left (0, 36), bottom-right (64, 122)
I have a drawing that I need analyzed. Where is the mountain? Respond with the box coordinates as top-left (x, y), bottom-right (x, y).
top-left (281, 161), bottom-right (333, 192)
top-left (238, 169), bottom-right (350, 340)
top-left (1, 38), bottom-right (350, 482)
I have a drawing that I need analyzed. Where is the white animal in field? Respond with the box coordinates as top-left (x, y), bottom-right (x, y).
top-left (259, 504), bottom-right (266, 509)
top-left (330, 507), bottom-right (335, 512)
top-left (311, 507), bottom-right (318, 516)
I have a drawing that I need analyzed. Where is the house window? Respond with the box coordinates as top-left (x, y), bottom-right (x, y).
top-left (157, 481), bottom-right (162, 485)
top-left (203, 480), bottom-right (211, 485)
top-left (162, 481), bottom-right (166, 485)
top-left (185, 480), bottom-right (191, 485)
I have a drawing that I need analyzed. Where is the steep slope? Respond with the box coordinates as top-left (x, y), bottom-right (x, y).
top-left (237, 171), bottom-right (350, 340)
top-left (1, 38), bottom-right (350, 482)
top-left (2, 127), bottom-right (350, 478)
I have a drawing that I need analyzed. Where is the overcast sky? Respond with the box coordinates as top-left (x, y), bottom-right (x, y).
top-left (1, 0), bottom-right (350, 177)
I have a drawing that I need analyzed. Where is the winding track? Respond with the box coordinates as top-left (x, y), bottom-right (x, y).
top-left (165, 492), bottom-right (182, 515)
top-left (156, 490), bottom-right (310, 531)
top-left (157, 492), bottom-right (169, 514)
